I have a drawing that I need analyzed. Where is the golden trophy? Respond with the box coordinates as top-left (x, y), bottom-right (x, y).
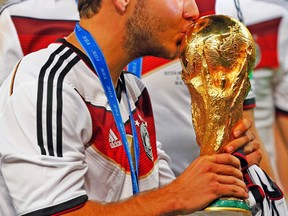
top-left (179, 15), bottom-right (256, 215)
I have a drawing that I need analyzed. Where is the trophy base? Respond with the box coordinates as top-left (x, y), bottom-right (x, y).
top-left (207, 198), bottom-right (251, 211)
top-left (185, 198), bottom-right (252, 216)
top-left (188, 210), bottom-right (251, 216)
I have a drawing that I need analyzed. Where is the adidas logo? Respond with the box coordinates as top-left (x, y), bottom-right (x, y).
top-left (109, 129), bottom-right (122, 148)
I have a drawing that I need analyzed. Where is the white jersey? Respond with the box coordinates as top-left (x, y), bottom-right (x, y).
top-left (0, 0), bottom-right (79, 86)
top-left (0, 40), bottom-right (175, 215)
top-left (256, 0), bottom-right (288, 10)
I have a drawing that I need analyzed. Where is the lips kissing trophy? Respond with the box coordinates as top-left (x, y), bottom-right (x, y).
top-left (179, 15), bottom-right (256, 215)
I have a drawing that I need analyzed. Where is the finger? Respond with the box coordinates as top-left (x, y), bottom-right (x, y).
top-left (207, 164), bottom-right (244, 180)
top-left (242, 139), bottom-right (259, 155)
top-left (207, 154), bottom-right (241, 169)
top-left (232, 118), bottom-right (252, 138)
top-left (216, 175), bottom-right (248, 193)
top-left (246, 149), bottom-right (262, 166)
top-left (245, 131), bottom-right (255, 142)
top-left (224, 134), bottom-right (254, 154)
top-left (216, 178), bottom-right (249, 199)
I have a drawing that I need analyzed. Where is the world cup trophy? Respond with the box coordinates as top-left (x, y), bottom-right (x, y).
top-left (179, 15), bottom-right (256, 215)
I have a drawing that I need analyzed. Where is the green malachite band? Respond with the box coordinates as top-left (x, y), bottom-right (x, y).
top-left (207, 199), bottom-right (251, 211)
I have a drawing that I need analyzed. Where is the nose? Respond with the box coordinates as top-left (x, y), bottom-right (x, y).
top-left (183, 0), bottom-right (199, 20)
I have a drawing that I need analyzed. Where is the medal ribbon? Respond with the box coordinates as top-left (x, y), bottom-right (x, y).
top-left (75, 22), bottom-right (140, 194)
top-left (127, 57), bottom-right (143, 78)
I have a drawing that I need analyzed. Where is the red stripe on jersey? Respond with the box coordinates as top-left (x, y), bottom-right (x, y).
top-left (196, 0), bottom-right (216, 17)
top-left (243, 104), bottom-right (256, 110)
top-left (141, 57), bottom-right (170, 76)
top-left (51, 203), bottom-right (86, 216)
top-left (276, 108), bottom-right (288, 118)
top-left (11, 16), bottom-right (76, 55)
top-left (248, 18), bottom-right (281, 70)
top-left (86, 89), bottom-right (158, 177)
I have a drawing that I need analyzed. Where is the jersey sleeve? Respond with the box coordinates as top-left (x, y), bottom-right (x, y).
top-left (243, 71), bottom-right (256, 110)
top-left (156, 141), bottom-right (176, 187)
top-left (275, 12), bottom-right (288, 115)
top-left (0, 9), bottom-right (24, 85)
top-left (0, 79), bottom-right (92, 215)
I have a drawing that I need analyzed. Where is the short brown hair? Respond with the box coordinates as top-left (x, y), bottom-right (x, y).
top-left (78, 0), bottom-right (103, 18)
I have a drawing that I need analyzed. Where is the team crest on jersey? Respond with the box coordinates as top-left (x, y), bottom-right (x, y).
top-left (140, 122), bottom-right (153, 161)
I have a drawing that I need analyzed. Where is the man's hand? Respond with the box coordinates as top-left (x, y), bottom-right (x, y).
top-left (224, 118), bottom-right (262, 166)
top-left (169, 153), bottom-right (249, 214)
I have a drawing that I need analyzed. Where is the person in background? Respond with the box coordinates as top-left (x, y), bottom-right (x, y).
top-left (258, 0), bottom-right (288, 10)
top-left (221, 0), bottom-right (288, 199)
top-left (141, 0), bottom-right (288, 201)
top-left (238, 0), bottom-right (288, 199)
top-left (0, 0), bottom-right (79, 86)
top-left (0, 0), bottom-right (6, 6)
top-left (0, 0), bottom-right (261, 215)
top-left (141, 0), bottom-right (274, 177)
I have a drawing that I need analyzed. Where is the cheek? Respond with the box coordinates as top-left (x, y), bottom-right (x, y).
top-left (157, 0), bottom-right (183, 21)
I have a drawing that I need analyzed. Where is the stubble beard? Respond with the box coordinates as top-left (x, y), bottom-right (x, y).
top-left (124, 0), bottom-right (178, 60)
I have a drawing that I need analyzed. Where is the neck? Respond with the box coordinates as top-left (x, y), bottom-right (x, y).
top-left (66, 18), bottom-right (131, 87)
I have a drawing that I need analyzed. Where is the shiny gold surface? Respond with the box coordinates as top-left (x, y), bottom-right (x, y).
top-left (180, 15), bottom-right (255, 155)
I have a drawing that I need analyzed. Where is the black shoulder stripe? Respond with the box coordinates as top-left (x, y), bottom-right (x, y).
top-left (37, 44), bottom-right (80, 158)
top-left (46, 49), bottom-right (74, 157)
top-left (37, 45), bottom-right (66, 156)
top-left (55, 55), bottom-right (80, 157)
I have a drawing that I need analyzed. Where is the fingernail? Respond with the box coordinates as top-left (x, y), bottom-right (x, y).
top-left (234, 130), bottom-right (241, 138)
top-left (226, 146), bottom-right (234, 153)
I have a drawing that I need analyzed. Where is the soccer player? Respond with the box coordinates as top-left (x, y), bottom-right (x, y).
top-left (0, 0), bottom-right (260, 215)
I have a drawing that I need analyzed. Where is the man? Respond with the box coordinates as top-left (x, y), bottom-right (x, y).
top-left (0, 0), bottom-right (260, 215)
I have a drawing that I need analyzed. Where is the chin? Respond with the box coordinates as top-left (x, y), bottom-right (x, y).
top-left (167, 46), bottom-right (181, 60)
top-left (142, 43), bottom-right (179, 60)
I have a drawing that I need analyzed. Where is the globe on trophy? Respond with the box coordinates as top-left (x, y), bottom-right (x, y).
top-left (179, 15), bottom-right (256, 215)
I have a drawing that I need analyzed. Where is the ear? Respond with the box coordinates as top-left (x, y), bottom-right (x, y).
top-left (114, 0), bottom-right (129, 13)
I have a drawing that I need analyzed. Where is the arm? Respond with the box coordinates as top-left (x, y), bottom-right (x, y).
top-left (63, 119), bottom-right (253, 215)
top-left (65, 153), bottom-right (248, 216)
top-left (243, 109), bottom-right (275, 178)
top-left (274, 123), bottom-right (288, 199)
top-left (0, 70), bottom-right (250, 215)
top-left (223, 109), bottom-right (274, 178)
top-left (276, 114), bottom-right (288, 149)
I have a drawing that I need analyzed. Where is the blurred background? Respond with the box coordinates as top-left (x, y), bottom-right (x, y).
top-left (0, 0), bottom-right (6, 6)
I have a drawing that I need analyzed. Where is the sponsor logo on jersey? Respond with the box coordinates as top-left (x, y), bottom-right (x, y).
top-left (109, 129), bottom-right (122, 148)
